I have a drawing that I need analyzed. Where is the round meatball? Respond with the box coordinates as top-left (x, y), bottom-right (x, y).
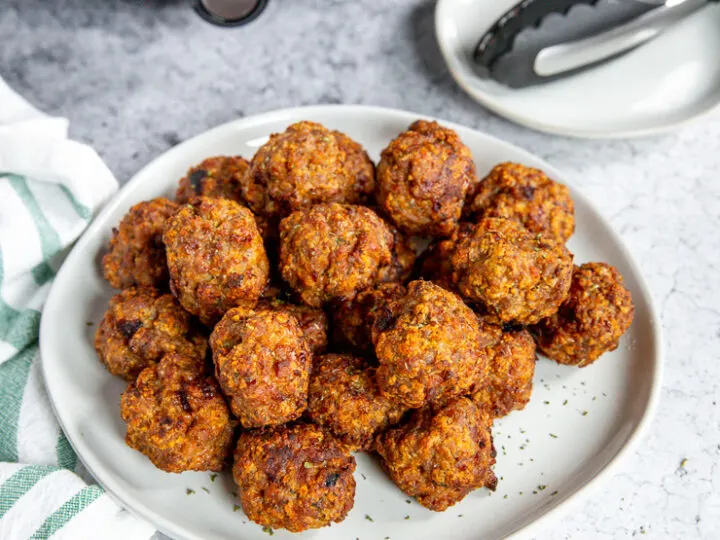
top-left (532, 262), bottom-right (634, 366)
top-left (120, 353), bottom-right (233, 473)
top-left (279, 204), bottom-right (394, 307)
top-left (243, 121), bottom-right (374, 219)
top-left (375, 397), bottom-right (497, 511)
top-left (257, 298), bottom-right (328, 355)
top-left (307, 354), bottom-right (407, 451)
top-left (331, 282), bottom-right (407, 356)
top-left (175, 156), bottom-right (250, 204)
top-left (233, 423), bottom-right (356, 532)
top-left (163, 197), bottom-right (269, 325)
top-left (375, 120), bottom-right (477, 237)
top-left (210, 308), bottom-right (311, 427)
top-left (372, 280), bottom-right (495, 408)
top-left (450, 218), bottom-right (573, 325)
top-left (94, 287), bottom-right (207, 381)
top-left (469, 328), bottom-right (537, 418)
top-left (102, 198), bottom-right (179, 289)
top-left (465, 162), bottom-right (575, 244)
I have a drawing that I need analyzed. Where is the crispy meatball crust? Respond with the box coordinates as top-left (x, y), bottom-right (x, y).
top-left (175, 156), bottom-right (250, 204)
top-left (163, 197), bottom-right (269, 325)
top-left (258, 298), bottom-right (328, 355)
top-left (372, 280), bottom-right (495, 408)
top-left (210, 308), bottom-right (311, 427)
top-left (102, 198), bottom-right (179, 289)
top-left (94, 287), bottom-right (207, 381)
top-left (307, 354), bottom-right (407, 451)
top-left (466, 163), bottom-right (575, 244)
top-left (450, 218), bottom-right (573, 325)
top-left (233, 423), bottom-right (356, 532)
top-left (470, 328), bottom-right (537, 418)
top-left (331, 282), bottom-right (407, 356)
top-left (120, 353), bottom-right (233, 473)
top-left (243, 121), bottom-right (374, 219)
top-left (532, 262), bottom-right (634, 366)
top-left (375, 397), bottom-right (497, 511)
top-left (375, 120), bottom-right (477, 237)
top-left (279, 203), bottom-right (394, 307)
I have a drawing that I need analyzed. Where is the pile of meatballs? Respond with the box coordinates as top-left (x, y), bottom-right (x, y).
top-left (94, 119), bottom-right (634, 533)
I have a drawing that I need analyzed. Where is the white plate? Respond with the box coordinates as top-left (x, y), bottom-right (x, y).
top-left (435, 0), bottom-right (720, 138)
top-left (40, 105), bottom-right (662, 540)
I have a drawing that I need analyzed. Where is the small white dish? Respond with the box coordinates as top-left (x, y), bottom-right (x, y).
top-left (435, 0), bottom-right (720, 138)
top-left (40, 105), bottom-right (662, 540)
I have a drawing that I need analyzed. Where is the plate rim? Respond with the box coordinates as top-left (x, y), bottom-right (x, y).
top-left (39, 103), bottom-right (664, 540)
top-left (434, 0), bottom-right (720, 139)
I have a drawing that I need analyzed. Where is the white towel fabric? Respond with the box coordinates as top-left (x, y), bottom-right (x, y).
top-left (0, 78), bottom-right (156, 540)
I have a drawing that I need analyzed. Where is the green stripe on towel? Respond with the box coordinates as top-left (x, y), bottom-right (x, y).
top-left (7, 174), bottom-right (61, 285)
top-left (0, 346), bottom-right (36, 462)
top-left (56, 432), bottom-right (77, 472)
top-left (0, 465), bottom-right (61, 519)
top-left (28, 485), bottom-right (104, 539)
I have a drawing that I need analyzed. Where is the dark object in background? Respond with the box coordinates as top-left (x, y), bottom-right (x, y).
top-left (194, 0), bottom-right (268, 27)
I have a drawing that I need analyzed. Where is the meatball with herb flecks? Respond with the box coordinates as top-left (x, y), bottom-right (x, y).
top-left (371, 280), bottom-right (495, 408)
top-left (465, 162), bottom-right (575, 244)
top-left (120, 353), bottom-right (233, 473)
top-left (94, 287), bottom-right (207, 381)
top-left (469, 327), bottom-right (537, 418)
top-left (375, 120), bottom-right (477, 237)
top-left (331, 282), bottom-right (407, 356)
top-left (279, 203), bottom-right (394, 308)
top-left (102, 198), bottom-right (179, 289)
top-left (450, 218), bottom-right (573, 325)
top-left (375, 397), bottom-right (497, 511)
top-left (233, 423), bottom-right (356, 532)
top-left (163, 197), bottom-right (269, 325)
top-left (243, 121), bottom-right (374, 219)
top-left (532, 262), bottom-right (634, 367)
top-left (307, 354), bottom-right (408, 451)
top-left (210, 307), bottom-right (311, 428)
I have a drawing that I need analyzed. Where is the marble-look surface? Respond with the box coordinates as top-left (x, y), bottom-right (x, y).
top-left (2, 1), bottom-right (718, 538)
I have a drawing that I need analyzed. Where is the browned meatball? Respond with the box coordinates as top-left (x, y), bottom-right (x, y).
top-left (375, 120), bottom-right (477, 237)
top-left (532, 262), bottom-right (634, 366)
top-left (307, 354), bottom-right (407, 451)
top-left (418, 221), bottom-right (475, 293)
top-left (331, 282), bottom-right (407, 356)
top-left (233, 423), bottom-right (356, 532)
top-left (175, 156), bottom-right (250, 204)
top-left (375, 397), bottom-right (497, 511)
top-left (210, 307), bottom-right (311, 427)
top-left (469, 328), bottom-right (537, 418)
top-left (243, 121), bottom-right (374, 219)
top-left (102, 198), bottom-right (179, 289)
top-left (450, 218), bottom-right (573, 325)
top-left (120, 353), bottom-right (233, 473)
top-left (163, 197), bottom-right (269, 325)
top-left (465, 163), bottom-right (575, 244)
top-left (372, 280), bottom-right (495, 408)
top-left (257, 298), bottom-right (328, 355)
top-left (279, 204), bottom-right (394, 308)
top-left (94, 287), bottom-right (207, 381)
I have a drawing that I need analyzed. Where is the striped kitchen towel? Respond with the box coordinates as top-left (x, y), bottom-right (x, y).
top-left (0, 78), bottom-right (155, 539)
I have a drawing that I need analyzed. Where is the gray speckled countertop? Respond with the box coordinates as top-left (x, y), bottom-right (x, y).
top-left (3, 1), bottom-right (719, 538)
